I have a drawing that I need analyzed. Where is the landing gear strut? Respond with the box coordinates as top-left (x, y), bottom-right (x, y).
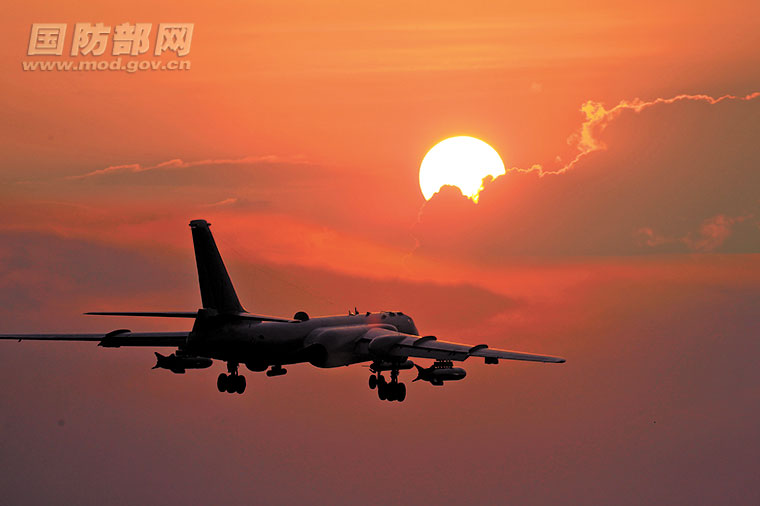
top-left (217, 361), bottom-right (246, 394)
top-left (369, 363), bottom-right (407, 403)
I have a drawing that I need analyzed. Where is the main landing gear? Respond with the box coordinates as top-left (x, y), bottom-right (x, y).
top-left (369, 367), bottom-right (406, 403)
top-left (217, 361), bottom-right (246, 394)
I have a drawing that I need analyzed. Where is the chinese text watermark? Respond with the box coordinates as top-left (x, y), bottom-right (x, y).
top-left (24, 22), bottom-right (193, 73)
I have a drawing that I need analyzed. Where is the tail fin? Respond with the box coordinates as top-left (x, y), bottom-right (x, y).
top-left (189, 220), bottom-right (245, 314)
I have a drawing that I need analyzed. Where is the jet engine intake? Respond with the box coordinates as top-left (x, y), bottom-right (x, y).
top-left (303, 325), bottom-right (370, 368)
top-left (245, 361), bottom-right (269, 372)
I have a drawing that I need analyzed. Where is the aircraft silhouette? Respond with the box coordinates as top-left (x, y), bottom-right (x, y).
top-left (0, 220), bottom-right (565, 402)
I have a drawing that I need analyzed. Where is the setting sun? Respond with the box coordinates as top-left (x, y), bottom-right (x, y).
top-left (3, 1), bottom-right (760, 503)
top-left (419, 136), bottom-right (506, 202)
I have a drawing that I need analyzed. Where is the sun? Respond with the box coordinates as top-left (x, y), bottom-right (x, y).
top-left (419, 136), bottom-right (505, 202)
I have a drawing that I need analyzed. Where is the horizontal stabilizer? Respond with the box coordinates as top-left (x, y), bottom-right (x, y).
top-left (85, 311), bottom-right (199, 318)
top-left (85, 311), bottom-right (293, 322)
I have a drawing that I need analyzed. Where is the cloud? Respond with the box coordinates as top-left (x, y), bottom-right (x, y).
top-left (8, 91), bottom-right (760, 268)
top-left (503, 91), bottom-right (760, 181)
top-left (66, 155), bottom-right (310, 180)
top-left (417, 92), bottom-right (760, 258)
top-left (638, 214), bottom-right (754, 253)
top-left (0, 229), bottom-right (517, 335)
top-left (204, 197), bottom-right (238, 207)
top-left (687, 214), bottom-right (746, 252)
top-left (202, 197), bottom-right (266, 209)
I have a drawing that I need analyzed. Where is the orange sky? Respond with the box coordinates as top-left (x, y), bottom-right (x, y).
top-left (1, 1), bottom-right (759, 504)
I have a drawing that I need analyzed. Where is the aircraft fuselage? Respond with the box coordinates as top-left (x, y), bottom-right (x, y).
top-left (184, 311), bottom-right (420, 370)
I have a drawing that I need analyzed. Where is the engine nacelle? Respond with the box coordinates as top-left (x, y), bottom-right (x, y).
top-left (303, 325), bottom-right (370, 368)
top-left (152, 352), bottom-right (212, 374)
top-left (413, 361), bottom-right (466, 386)
top-left (245, 361), bottom-right (268, 372)
top-left (370, 360), bottom-right (415, 372)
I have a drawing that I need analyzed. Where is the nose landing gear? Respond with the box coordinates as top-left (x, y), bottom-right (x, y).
top-left (217, 361), bottom-right (246, 394)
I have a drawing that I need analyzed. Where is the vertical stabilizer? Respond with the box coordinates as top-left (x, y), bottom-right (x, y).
top-left (189, 220), bottom-right (245, 314)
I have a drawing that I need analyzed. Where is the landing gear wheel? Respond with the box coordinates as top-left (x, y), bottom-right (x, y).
top-left (396, 383), bottom-right (406, 402)
top-left (235, 375), bottom-right (246, 394)
top-left (373, 370), bottom-right (407, 402)
top-left (386, 383), bottom-right (397, 402)
top-left (217, 373), bottom-right (228, 393)
top-left (226, 379), bottom-right (237, 394)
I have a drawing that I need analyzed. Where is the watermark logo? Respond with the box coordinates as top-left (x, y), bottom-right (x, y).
top-left (71, 22), bottom-right (110, 56)
top-left (154, 23), bottom-right (193, 56)
top-left (113, 23), bottom-right (151, 56)
top-left (28, 23), bottom-right (67, 55)
top-left (23, 22), bottom-right (193, 73)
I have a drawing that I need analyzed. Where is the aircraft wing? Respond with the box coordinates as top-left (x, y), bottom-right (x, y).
top-left (0, 330), bottom-right (189, 348)
top-left (365, 330), bottom-right (565, 363)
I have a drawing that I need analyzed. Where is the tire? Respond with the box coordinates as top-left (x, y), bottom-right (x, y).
top-left (396, 383), bottom-right (406, 402)
top-left (378, 383), bottom-right (387, 401)
top-left (369, 375), bottom-right (377, 389)
top-left (226, 376), bottom-right (237, 394)
top-left (378, 375), bottom-right (387, 387)
top-left (217, 373), bottom-right (228, 393)
top-left (236, 375), bottom-right (246, 394)
top-left (386, 384), bottom-right (397, 402)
